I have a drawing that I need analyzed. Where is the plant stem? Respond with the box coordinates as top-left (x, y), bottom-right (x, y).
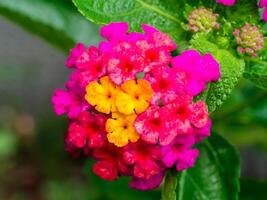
top-left (161, 169), bottom-right (177, 200)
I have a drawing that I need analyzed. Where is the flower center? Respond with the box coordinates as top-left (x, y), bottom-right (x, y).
top-left (146, 49), bottom-right (159, 62)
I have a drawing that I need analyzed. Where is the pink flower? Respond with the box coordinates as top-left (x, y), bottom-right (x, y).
top-left (134, 106), bottom-right (177, 145)
top-left (104, 43), bottom-right (145, 85)
top-left (142, 24), bottom-right (176, 51)
top-left (136, 39), bottom-right (171, 73)
top-left (193, 119), bottom-right (212, 143)
top-left (161, 135), bottom-right (199, 171)
top-left (67, 111), bottom-right (107, 148)
top-left (165, 100), bottom-right (209, 134)
top-left (66, 43), bottom-right (86, 68)
top-left (100, 22), bottom-right (129, 42)
top-left (145, 66), bottom-right (187, 105)
top-left (75, 46), bottom-right (106, 87)
top-left (92, 144), bottom-right (128, 181)
top-left (216, 0), bottom-right (236, 6)
top-left (123, 141), bottom-right (164, 179)
top-left (52, 73), bottom-right (89, 119)
top-left (171, 50), bottom-right (220, 96)
top-left (130, 174), bottom-right (164, 190)
top-left (64, 135), bottom-right (82, 158)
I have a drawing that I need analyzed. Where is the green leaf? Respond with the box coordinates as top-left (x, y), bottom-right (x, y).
top-left (177, 133), bottom-right (240, 200)
top-left (240, 179), bottom-right (267, 200)
top-left (72, 0), bottom-right (186, 44)
top-left (190, 34), bottom-right (245, 113)
top-left (224, 0), bottom-right (259, 24)
top-left (0, 0), bottom-right (100, 53)
top-left (244, 61), bottom-right (267, 90)
top-left (161, 170), bottom-right (177, 200)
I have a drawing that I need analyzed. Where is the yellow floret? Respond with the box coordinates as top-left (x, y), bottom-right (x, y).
top-left (85, 76), bottom-right (119, 114)
top-left (106, 112), bottom-right (140, 147)
top-left (116, 79), bottom-right (153, 115)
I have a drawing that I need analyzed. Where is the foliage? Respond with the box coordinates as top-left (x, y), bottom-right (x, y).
top-left (176, 133), bottom-right (240, 200)
top-left (0, 0), bottom-right (100, 53)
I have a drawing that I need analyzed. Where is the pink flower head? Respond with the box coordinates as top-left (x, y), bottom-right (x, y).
top-left (123, 141), bottom-right (164, 180)
top-left (66, 43), bottom-right (86, 68)
top-left (171, 50), bottom-right (220, 96)
top-left (67, 111), bottom-right (107, 148)
top-left (216, 0), bottom-right (236, 6)
top-left (161, 135), bottom-right (199, 171)
top-left (92, 144), bottom-right (128, 181)
top-left (134, 106), bottom-right (177, 145)
top-left (53, 22), bottom-right (219, 191)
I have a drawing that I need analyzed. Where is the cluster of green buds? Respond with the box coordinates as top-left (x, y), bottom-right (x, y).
top-left (187, 7), bottom-right (220, 33)
top-left (233, 23), bottom-right (264, 57)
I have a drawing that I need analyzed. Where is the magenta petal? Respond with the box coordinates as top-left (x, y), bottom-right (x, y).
top-left (216, 0), bottom-right (236, 6)
top-left (193, 119), bottom-right (212, 143)
top-left (259, 0), bottom-right (267, 8)
top-left (100, 22), bottom-right (129, 41)
top-left (186, 79), bottom-right (206, 96)
top-left (52, 89), bottom-right (72, 116)
top-left (142, 24), bottom-right (158, 35)
top-left (66, 43), bottom-right (86, 68)
top-left (176, 149), bottom-right (199, 171)
top-left (159, 128), bottom-right (177, 146)
top-left (161, 147), bottom-right (178, 167)
top-left (130, 174), bottom-right (164, 190)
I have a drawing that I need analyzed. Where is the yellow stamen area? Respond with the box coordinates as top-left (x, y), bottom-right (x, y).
top-left (106, 112), bottom-right (140, 147)
top-left (85, 76), bottom-right (119, 114)
top-left (116, 79), bottom-right (153, 115)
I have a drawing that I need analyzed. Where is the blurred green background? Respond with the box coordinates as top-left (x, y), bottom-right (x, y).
top-left (0, 1), bottom-right (267, 200)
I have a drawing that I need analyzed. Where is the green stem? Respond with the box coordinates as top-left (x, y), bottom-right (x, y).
top-left (161, 170), bottom-right (177, 200)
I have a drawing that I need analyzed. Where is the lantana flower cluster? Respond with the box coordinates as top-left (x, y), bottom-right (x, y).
top-left (233, 23), bottom-right (264, 57)
top-left (187, 7), bottom-right (220, 33)
top-left (52, 22), bottom-right (220, 190)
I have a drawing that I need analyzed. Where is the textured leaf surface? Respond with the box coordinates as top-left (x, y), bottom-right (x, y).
top-left (190, 34), bottom-right (245, 112)
top-left (244, 61), bottom-right (267, 90)
top-left (177, 133), bottom-right (240, 200)
top-left (0, 0), bottom-right (100, 53)
top-left (72, 0), bottom-right (186, 44)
